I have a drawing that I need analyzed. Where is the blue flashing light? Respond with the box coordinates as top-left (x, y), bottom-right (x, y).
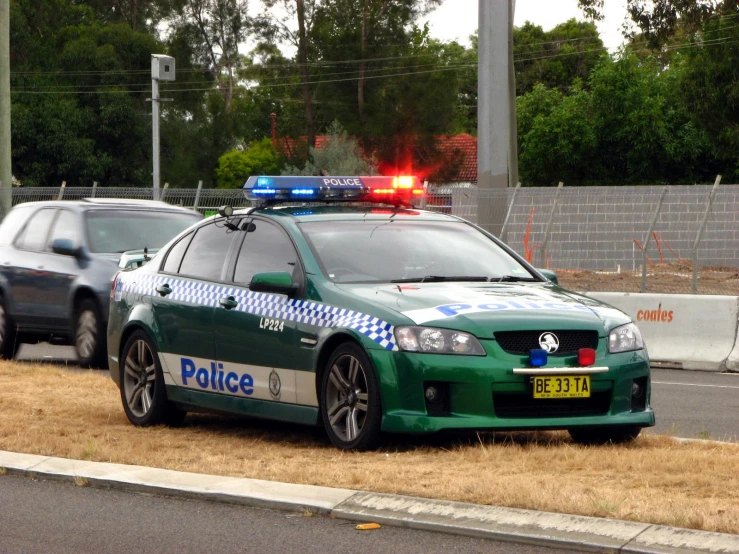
top-left (529, 349), bottom-right (548, 368)
top-left (243, 175), bottom-right (423, 206)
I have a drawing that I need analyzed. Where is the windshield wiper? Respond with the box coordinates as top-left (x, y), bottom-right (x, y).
top-left (488, 275), bottom-right (538, 282)
top-left (391, 276), bottom-right (490, 283)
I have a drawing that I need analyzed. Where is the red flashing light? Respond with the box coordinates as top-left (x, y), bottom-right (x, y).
top-left (393, 176), bottom-right (415, 189)
top-left (578, 348), bottom-right (596, 366)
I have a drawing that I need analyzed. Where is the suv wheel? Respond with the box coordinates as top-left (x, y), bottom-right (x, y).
top-left (120, 330), bottom-right (186, 426)
top-left (75, 298), bottom-right (106, 368)
top-left (0, 297), bottom-right (19, 359)
top-left (320, 342), bottom-right (382, 451)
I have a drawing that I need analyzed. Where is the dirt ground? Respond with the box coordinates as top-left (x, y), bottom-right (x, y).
top-left (557, 261), bottom-right (739, 295)
top-left (1, 361), bottom-right (738, 535)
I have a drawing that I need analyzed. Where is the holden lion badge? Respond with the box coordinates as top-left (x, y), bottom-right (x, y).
top-left (538, 332), bottom-right (560, 353)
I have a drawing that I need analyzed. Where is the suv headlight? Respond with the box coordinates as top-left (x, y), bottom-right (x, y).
top-left (608, 323), bottom-right (644, 353)
top-left (395, 326), bottom-right (485, 355)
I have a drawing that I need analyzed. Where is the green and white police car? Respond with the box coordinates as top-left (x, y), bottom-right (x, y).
top-left (107, 176), bottom-right (654, 451)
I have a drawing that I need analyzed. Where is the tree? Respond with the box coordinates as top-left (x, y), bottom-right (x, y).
top-left (171, 0), bottom-right (249, 111)
top-left (10, 0), bottom-right (162, 186)
top-left (215, 138), bottom-right (282, 188)
top-left (256, 0), bottom-right (320, 146)
top-left (282, 121), bottom-right (376, 175)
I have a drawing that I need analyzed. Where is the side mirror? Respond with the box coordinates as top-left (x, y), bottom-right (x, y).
top-left (537, 268), bottom-right (558, 284)
top-left (51, 238), bottom-right (80, 258)
top-left (249, 271), bottom-right (298, 297)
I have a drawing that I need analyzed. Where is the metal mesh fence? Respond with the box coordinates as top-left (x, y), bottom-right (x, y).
top-left (4, 184), bottom-right (738, 295)
top-left (446, 183), bottom-right (739, 295)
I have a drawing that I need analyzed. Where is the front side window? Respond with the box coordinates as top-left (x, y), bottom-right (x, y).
top-left (300, 220), bottom-right (537, 284)
top-left (16, 208), bottom-right (57, 252)
top-left (233, 220), bottom-right (298, 284)
top-left (85, 209), bottom-right (200, 253)
top-left (47, 210), bottom-right (81, 249)
top-left (178, 222), bottom-right (236, 281)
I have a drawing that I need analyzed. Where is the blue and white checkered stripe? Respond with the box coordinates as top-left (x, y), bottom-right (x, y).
top-left (120, 273), bottom-right (397, 351)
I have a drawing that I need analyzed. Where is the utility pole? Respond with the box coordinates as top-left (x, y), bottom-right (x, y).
top-left (477, 0), bottom-right (511, 234)
top-left (150, 54), bottom-right (175, 199)
top-left (0, 0), bottom-right (12, 215)
top-left (507, 0), bottom-right (519, 189)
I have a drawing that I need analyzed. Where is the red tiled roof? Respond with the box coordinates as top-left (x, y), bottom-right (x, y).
top-left (433, 133), bottom-right (477, 183)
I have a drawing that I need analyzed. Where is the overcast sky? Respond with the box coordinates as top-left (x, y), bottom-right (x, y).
top-left (422, 0), bottom-right (631, 51)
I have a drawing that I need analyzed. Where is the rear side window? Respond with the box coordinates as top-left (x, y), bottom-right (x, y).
top-left (178, 222), bottom-right (235, 282)
top-left (0, 205), bottom-right (34, 246)
top-left (162, 232), bottom-right (193, 274)
top-left (15, 208), bottom-right (57, 251)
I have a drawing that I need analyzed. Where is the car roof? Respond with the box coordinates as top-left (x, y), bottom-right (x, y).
top-left (240, 205), bottom-right (461, 223)
top-left (12, 199), bottom-right (199, 214)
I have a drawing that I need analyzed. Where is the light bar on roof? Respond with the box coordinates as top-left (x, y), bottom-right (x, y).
top-left (243, 176), bottom-right (424, 206)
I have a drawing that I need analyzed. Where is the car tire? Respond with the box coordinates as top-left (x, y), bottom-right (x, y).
top-left (74, 298), bottom-right (107, 369)
top-left (568, 425), bottom-right (641, 445)
top-left (120, 330), bottom-right (186, 427)
top-left (320, 342), bottom-right (382, 451)
top-left (0, 295), bottom-right (19, 360)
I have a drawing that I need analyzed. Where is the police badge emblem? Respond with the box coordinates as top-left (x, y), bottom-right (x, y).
top-left (269, 369), bottom-right (281, 399)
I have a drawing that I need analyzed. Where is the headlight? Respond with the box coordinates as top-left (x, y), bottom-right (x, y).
top-left (608, 323), bottom-right (644, 353)
top-left (395, 326), bottom-right (485, 355)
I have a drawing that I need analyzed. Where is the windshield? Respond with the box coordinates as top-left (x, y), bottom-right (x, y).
top-left (85, 210), bottom-right (201, 253)
top-left (301, 220), bottom-right (537, 284)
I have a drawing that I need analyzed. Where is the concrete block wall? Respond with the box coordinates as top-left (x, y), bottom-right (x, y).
top-left (449, 185), bottom-right (739, 271)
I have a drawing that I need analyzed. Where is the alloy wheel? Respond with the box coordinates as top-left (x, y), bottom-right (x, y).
top-left (325, 354), bottom-right (369, 442)
top-left (123, 339), bottom-right (157, 418)
top-left (76, 310), bottom-right (97, 359)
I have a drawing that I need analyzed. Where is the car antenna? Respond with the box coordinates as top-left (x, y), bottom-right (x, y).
top-left (143, 246), bottom-right (149, 261)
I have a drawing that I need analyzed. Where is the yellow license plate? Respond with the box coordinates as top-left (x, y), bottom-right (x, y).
top-left (533, 375), bottom-right (591, 399)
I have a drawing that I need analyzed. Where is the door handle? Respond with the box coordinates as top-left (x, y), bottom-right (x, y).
top-left (155, 284), bottom-right (172, 296)
top-left (219, 296), bottom-right (238, 310)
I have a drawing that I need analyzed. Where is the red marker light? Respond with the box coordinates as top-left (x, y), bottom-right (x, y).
top-left (578, 348), bottom-right (596, 366)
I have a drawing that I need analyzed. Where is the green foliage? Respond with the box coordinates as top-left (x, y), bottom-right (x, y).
top-left (215, 139), bottom-right (282, 189)
top-left (10, 0), bottom-right (160, 185)
top-left (517, 55), bottom-right (712, 186)
top-left (282, 121), bottom-right (376, 176)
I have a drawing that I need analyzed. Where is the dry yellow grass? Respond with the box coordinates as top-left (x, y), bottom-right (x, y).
top-left (1, 361), bottom-right (738, 534)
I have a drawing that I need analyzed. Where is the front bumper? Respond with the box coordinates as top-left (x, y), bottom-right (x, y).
top-left (368, 340), bottom-right (654, 434)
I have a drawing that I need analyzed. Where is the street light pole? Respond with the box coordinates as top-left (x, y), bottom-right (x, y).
top-left (151, 74), bottom-right (160, 198)
top-left (150, 54), bottom-right (175, 199)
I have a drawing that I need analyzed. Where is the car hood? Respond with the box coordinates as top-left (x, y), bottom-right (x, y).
top-left (334, 282), bottom-right (630, 338)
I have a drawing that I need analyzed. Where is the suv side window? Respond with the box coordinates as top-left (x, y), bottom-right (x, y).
top-left (177, 222), bottom-right (235, 282)
top-left (47, 210), bottom-right (81, 250)
top-left (0, 205), bottom-right (34, 247)
top-left (15, 208), bottom-right (57, 252)
top-left (233, 220), bottom-right (299, 285)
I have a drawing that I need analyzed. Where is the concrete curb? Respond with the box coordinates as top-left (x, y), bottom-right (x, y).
top-left (2, 450), bottom-right (738, 554)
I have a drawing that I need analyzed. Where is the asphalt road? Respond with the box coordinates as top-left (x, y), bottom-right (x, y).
top-left (0, 473), bottom-right (568, 554)
top-left (16, 343), bottom-right (739, 442)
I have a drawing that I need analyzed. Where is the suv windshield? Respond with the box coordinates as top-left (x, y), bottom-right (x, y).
top-left (85, 210), bottom-right (200, 253)
top-left (301, 220), bottom-right (537, 284)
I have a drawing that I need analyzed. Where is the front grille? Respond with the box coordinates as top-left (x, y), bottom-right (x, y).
top-left (494, 330), bottom-right (599, 356)
top-left (493, 390), bottom-right (611, 418)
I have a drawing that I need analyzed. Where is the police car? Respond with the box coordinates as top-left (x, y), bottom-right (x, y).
top-left (107, 176), bottom-right (654, 451)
